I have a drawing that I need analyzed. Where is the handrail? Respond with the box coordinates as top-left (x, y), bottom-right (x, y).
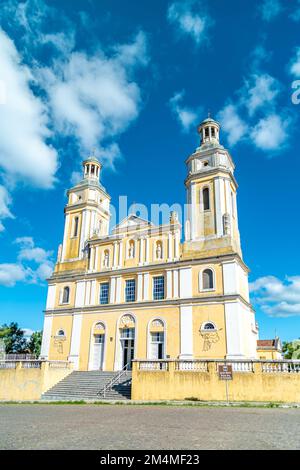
top-left (97, 363), bottom-right (131, 398)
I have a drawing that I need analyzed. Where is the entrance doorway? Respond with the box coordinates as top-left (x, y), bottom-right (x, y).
top-left (120, 328), bottom-right (135, 370)
top-left (92, 334), bottom-right (105, 370)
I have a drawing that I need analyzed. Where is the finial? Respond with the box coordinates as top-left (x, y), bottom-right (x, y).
top-left (89, 147), bottom-right (96, 158)
top-left (208, 109), bottom-right (211, 119)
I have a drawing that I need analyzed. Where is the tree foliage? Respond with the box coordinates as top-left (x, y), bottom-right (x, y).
top-left (282, 339), bottom-right (300, 359)
top-left (0, 322), bottom-right (27, 354)
top-left (27, 331), bottom-right (43, 357)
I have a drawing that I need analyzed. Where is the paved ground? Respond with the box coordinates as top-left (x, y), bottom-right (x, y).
top-left (0, 404), bottom-right (299, 450)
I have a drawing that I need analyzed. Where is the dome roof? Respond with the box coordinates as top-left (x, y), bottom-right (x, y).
top-left (199, 116), bottom-right (220, 127)
top-left (83, 155), bottom-right (100, 165)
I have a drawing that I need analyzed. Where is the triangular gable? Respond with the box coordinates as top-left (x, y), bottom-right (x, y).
top-left (112, 214), bottom-right (154, 233)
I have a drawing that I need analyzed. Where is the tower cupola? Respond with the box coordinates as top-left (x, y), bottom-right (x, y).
top-left (83, 154), bottom-right (102, 181)
top-left (197, 114), bottom-right (220, 146)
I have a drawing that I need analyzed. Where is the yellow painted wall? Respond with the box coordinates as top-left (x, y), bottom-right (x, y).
top-left (257, 349), bottom-right (282, 360)
top-left (132, 361), bottom-right (300, 403)
top-left (192, 304), bottom-right (227, 358)
top-left (192, 263), bottom-right (224, 297)
top-left (78, 306), bottom-right (180, 371)
top-left (48, 315), bottom-right (73, 361)
top-left (0, 363), bottom-right (72, 401)
top-left (65, 211), bottom-right (82, 260)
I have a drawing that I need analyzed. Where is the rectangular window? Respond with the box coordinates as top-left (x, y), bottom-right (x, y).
top-left (153, 276), bottom-right (165, 300)
top-left (120, 328), bottom-right (135, 339)
top-left (125, 279), bottom-right (136, 302)
top-left (73, 216), bottom-right (79, 237)
top-left (99, 282), bottom-right (109, 305)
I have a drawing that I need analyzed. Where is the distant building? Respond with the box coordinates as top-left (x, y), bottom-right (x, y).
top-left (257, 338), bottom-right (283, 360)
top-left (40, 116), bottom-right (259, 370)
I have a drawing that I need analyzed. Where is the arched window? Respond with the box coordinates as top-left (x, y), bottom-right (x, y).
top-left (149, 319), bottom-right (165, 360)
top-left (200, 321), bottom-right (217, 332)
top-left (202, 322), bottom-right (216, 331)
top-left (62, 286), bottom-right (70, 303)
top-left (73, 216), bottom-right (79, 237)
top-left (203, 187), bottom-right (210, 210)
top-left (202, 269), bottom-right (214, 290)
top-left (57, 329), bottom-right (65, 337)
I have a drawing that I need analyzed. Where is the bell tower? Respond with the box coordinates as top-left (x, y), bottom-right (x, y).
top-left (184, 115), bottom-right (241, 256)
top-left (59, 154), bottom-right (111, 263)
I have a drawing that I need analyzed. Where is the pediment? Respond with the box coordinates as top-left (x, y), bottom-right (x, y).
top-left (112, 214), bottom-right (154, 233)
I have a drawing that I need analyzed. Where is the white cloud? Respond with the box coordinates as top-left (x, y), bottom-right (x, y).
top-left (0, 236), bottom-right (54, 287)
top-left (0, 185), bottom-right (14, 232)
top-left (169, 90), bottom-right (200, 132)
top-left (38, 31), bottom-right (148, 164)
top-left (167, 1), bottom-right (213, 46)
top-left (0, 28), bottom-right (58, 188)
top-left (289, 48), bottom-right (300, 77)
top-left (259, 0), bottom-right (283, 22)
top-left (250, 275), bottom-right (300, 317)
top-left (0, 263), bottom-right (28, 287)
top-left (217, 104), bottom-right (248, 146)
top-left (217, 59), bottom-right (291, 154)
top-left (250, 114), bottom-right (289, 151)
top-left (243, 74), bottom-right (281, 116)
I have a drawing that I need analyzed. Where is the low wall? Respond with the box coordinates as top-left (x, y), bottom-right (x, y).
top-left (131, 360), bottom-right (300, 403)
top-left (0, 361), bottom-right (72, 401)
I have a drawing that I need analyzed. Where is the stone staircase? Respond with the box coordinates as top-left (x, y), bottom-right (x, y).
top-left (41, 370), bottom-right (132, 401)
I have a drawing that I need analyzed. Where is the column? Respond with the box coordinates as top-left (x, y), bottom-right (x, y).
top-left (90, 280), bottom-right (96, 306)
top-left (139, 237), bottom-right (144, 265)
top-left (94, 246), bottom-right (99, 271)
top-left (88, 246), bottom-right (94, 271)
top-left (61, 213), bottom-right (70, 262)
top-left (174, 231), bottom-right (180, 259)
top-left (179, 267), bottom-right (192, 299)
top-left (113, 242), bottom-right (119, 269)
top-left (137, 273), bottom-right (143, 301)
top-left (179, 305), bottom-right (193, 359)
top-left (224, 301), bottom-right (245, 359)
top-left (118, 241), bottom-right (123, 268)
top-left (143, 272), bottom-right (150, 300)
top-left (45, 285), bottom-right (56, 310)
top-left (190, 182), bottom-right (197, 240)
top-left (115, 276), bottom-right (122, 303)
top-left (69, 314), bottom-right (83, 370)
top-left (167, 233), bottom-right (172, 261)
top-left (214, 177), bottom-right (226, 238)
top-left (110, 277), bottom-right (116, 303)
top-left (75, 281), bottom-right (86, 308)
top-left (173, 269), bottom-right (179, 298)
top-left (40, 315), bottom-right (53, 360)
top-left (145, 237), bottom-right (150, 264)
top-left (166, 270), bottom-right (172, 299)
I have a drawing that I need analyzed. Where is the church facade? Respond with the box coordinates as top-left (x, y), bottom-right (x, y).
top-left (40, 117), bottom-right (259, 371)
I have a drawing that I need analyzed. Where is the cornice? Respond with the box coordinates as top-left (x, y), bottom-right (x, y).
top-left (48, 252), bottom-right (249, 283)
top-left (44, 293), bottom-right (254, 315)
top-left (184, 168), bottom-right (238, 189)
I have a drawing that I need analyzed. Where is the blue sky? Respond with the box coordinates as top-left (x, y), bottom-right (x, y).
top-left (0, 0), bottom-right (300, 341)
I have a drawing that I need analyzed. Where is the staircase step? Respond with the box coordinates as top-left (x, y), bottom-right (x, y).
top-left (41, 370), bottom-right (132, 401)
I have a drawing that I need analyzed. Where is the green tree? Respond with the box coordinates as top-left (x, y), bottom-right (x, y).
top-left (0, 322), bottom-right (27, 354)
top-left (27, 331), bottom-right (43, 357)
top-left (282, 339), bottom-right (300, 359)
